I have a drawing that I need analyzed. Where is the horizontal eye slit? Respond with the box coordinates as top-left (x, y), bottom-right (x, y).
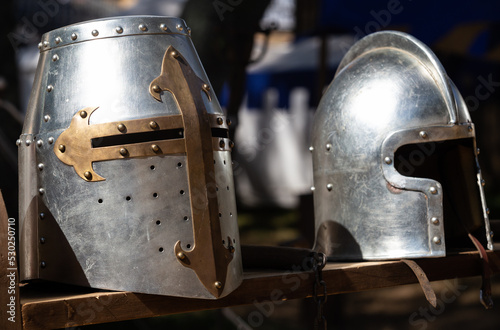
top-left (211, 127), bottom-right (229, 138)
top-left (92, 129), bottom-right (184, 148)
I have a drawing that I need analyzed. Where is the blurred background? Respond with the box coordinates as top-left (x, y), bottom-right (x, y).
top-left (1, 0), bottom-right (500, 329)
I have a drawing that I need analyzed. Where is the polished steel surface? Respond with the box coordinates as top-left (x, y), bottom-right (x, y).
top-left (312, 31), bottom-right (493, 260)
top-left (19, 16), bottom-right (242, 299)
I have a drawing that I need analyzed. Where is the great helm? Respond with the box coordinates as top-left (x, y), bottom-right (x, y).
top-left (18, 16), bottom-right (241, 298)
top-left (312, 31), bottom-right (493, 260)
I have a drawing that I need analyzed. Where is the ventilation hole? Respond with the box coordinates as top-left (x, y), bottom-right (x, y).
top-left (159, 247), bottom-right (164, 252)
top-left (126, 196), bottom-right (131, 201)
top-left (230, 212), bottom-right (233, 217)
top-left (180, 190), bottom-right (185, 195)
top-left (183, 216), bottom-right (189, 221)
top-left (98, 198), bottom-right (103, 203)
top-left (223, 160), bottom-right (226, 165)
top-left (156, 220), bottom-right (161, 225)
top-left (216, 187), bottom-right (219, 191)
top-left (177, 162), bottom-right (182, 168)
top-left (186, 244), bottom-right (191, 249)
top-left (150, 165), bottom-right (155, 170)
top-left (222, 240), bottom-right (225, 245)
top-left (153, 192), bottom-right (158, 198)
top-left (226, 186), bottom-right (229, 190)
top-left (233, 238), bottom-right (236, 243)
top-left (214, 160), bottom-right (216, 164)
top-left (218, 213), bottom-right (222, 217)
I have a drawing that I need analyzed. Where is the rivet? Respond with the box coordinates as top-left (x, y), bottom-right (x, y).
top-left (47, 85), bottom-right (53, 92)
top-left (25, 140), bottom-right (32, 146)
top-left (170, 50), bottom-right (179, 58)
top-left (115, 26), bottom-right (123, 34)
top-left (214, 281), bottom-right (222, 289)
top-left (481, 179), bottom-right (486, 186)
top-left (310, 186), bottom-right (316, 191)
top-left (326, 143), bottom-right (332, 151)
top-left (419, 131), bottom-right (428, 139)
top-left (229, 141), bottom-right (235, 148)
top-left (38, 42), bottom-right (43, 50)
top-left (326, 183), bottom-right (333, 191)
top-left (226, 118), bottom-right (232, 126)
top-left (177, 252), bottom-right (186, 260)
top-left (187, 27), bottom-right (192, 35)
top-left (309, 146), bottom-right (314, 152)
top-left (477, 148), bottom-right (480, 155)
top-left (44, 115), bottom-right (50, 122)
top-left (40, 212), bottom-right (45, 219)
top-left (119, 147), bottom-right (128, 156)
top-left (429, 186), bottom-right (437, 195)
top-left (71, 33), bottom-right (77, 40)
top-left (229, 246), bottom-right (235, 253)
top-left (48, 137), bottom-right (54, 144)
top-left (149, 121), bottom-right (158, 129)
top-left (490, 231), bottom-right (494, 238)
top-left (40, 237), bottom-right (46, 244)
top-left (58, 144), bottom-right (65, 153)
top-left (80, 110), bottom-right (87, 118)
top-left (203, 83), bottom-right (210, 91)
top-left (219, 140), bottom-right (225, 148)
top-left (486, 208), bottom-right (490, 215)
top-left (468, 126), bottom-right (473, 132)
top-left (431, 217), bottom-right (439, 225)
top-left (38, 163), bottom-right (44, 171)
top-left (433, 236), bottom-right (441, 245)
top-left (117, 123), bottom-right (126, 132)
top-left (40, 261), bottom-right (46, 268)
top-left (55, 37), bottom-right (62, 44)
top-left (37, 140), bottom-right (43, 147)
top-left (384, 157), bottom-right (392, 165)
top-left (139, 24), bottom-right (147, 31)
top-left (16, 139), bottom-right (21, 146)
top-left (38, 188), bottom-right (45, 195)
top-left (152, 85), bottom-right (161, 93)
top-left (217, 117), bottom-right (223, 125)
top-left (176, 24), bottom-right (184, 31)
top-left (160, 23), bottom-right (168, 31)
top-left (151, 144), bottom-right (160, 152)
top-left (84, 171), bottom-right (92, 180)
top-left (91, 29), bottom-right (99, 37)
top-left (43, 41), bottom-right (49, 48)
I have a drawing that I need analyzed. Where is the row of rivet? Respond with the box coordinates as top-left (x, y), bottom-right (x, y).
top-left (38, 23), bottom-right (190, 50)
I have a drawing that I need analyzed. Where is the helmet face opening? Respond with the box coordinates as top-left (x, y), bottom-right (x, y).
top-left (394, 137), bottom-right (486, 250)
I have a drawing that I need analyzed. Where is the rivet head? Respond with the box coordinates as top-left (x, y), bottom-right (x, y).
top-left (47, 85), bottom-right (53, 92)
top-left (91, 29), bottom-right (99, 37)
top-left (177, 252), bottom-right (186, 260)
top-left (326, 183), bottom-right (333, 191)
top-left (71, 33), bottom-right (77, 40)
top-left (477, 148), bottom-right (480, 155)
top-left (310, 186), bottom-right (316, 191)
top-left (55, 37), bottom-right (62, 44)
top-left (229, 246), bottom-right (235, 253)
top-left (37, 140), bottom-right (43, 147)
top-left (117, 123), bottom-right (126, 132)
top-left (384, 157), bottom-right (392, 165)
top-left (152, 85), bottom-right (161, 93)
top-left (429, 186), bottom-right (437, 195)
top-left (468, 126), bottom-right (473, 132)
top-left (326, 143), bottom-right (332, 151)
top-left (139, 24), bottom-right (147, 31)
top-left (58, 144), bottom-right (66, 153)
top-left (219, 140), bottom-right (225, 148)
top-left (84, 171), bottom-right (92, 180)
top-left (217, 117), bottom-right (223, 125)
top-left (43, 41), bottom-right (49, 48)
top-left (40, 261), bottom-right (46, 268)
top-left (40, 212), bottom-right (45, 219)
top-left (44, 115), bottom-right (50, 122)
top-left (48, 137), bottom-right (54, 144)
top-left (229, 141), bottom-right (235, 148)
top-left (419, 131), bottom-right (428, 139)
top-left (119, 147), bottom-right (128, 156)
top-left (187, 27), bottom-right (192, 35)
top-left (309, 146), bottom-right (314, 152)
top-left (176, 24), bottom-right (184, 31)
top-left (16, 139), bottom-right (21, 146)
top-left (79, 110), bottom-right (87, 118)
top-left (38, 163), bottom-right (44, 171)
top-left (115, 26), bottom-right (123, 34)
top-left (433, 236), bottom-right (441, 245)
top-left (486, 208), bottom-right (490, 215)
top-left (203, 83), bottom-right (210, 91)
top-left (149, 121), bottom-right (158, 129)
top-left (160, 23), bottom-right (168, 31)
top-left (170, 50), bottom-right (179, 58)
top-left (51, 54), bottom-right (59, 61)
top-left (38, 42), bottom-right (43, 50)
top-left (40, 237), bottom-right (46, 244)
top-left (490, 231), bottom-right (494, 238)
top-left (481, 179), bottom-right (486, 186)
top-left (431, 217), bottom-right (439, 225)
top-left (25, 140), bottom-right (32, 146)
top-left (214, 281), bottom-right (222, 289)
top-left (38, 188), bottom-right (45, 195)
top-left (226, 118), bottom-right (232, 126)
top-left (151, 144), bottom-right (160, 152)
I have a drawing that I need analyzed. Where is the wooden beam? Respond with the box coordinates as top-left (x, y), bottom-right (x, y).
top-left (20, 249), bottom-right (500, 330)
